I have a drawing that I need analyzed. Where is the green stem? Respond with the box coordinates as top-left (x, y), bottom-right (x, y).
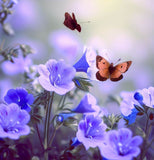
top-left (48, 127), bottom-right (57, 147)
top-left (43, 92), bottom-right (51, 160)
top-left (46, 92), bottom-right (54, 144)
top-left (44, 92), bottom-right (50, 142)
top-left (35, 123), bottom-right (44, 152)
top-left (59, 93), bottom-right (67, 110)
top-left (139, 113), bottom-right (150, 160)
top-left (44, 92), bottom-right (54, 160)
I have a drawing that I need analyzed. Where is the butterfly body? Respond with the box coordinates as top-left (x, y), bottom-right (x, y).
top-left (96, 55), bottom-right (132, 82)
top-left (63, 12), bottom-right (81, 32)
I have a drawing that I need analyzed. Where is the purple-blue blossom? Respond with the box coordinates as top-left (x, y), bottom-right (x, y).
top-left (49, 30), bottom-right (81, 64)
top-left (0, 103), bottom-right (30, 140)
top-left (120, 91), bottom-right (137, 116)
top-left (38, 59), bottom-right (76, 95)
top-left (10, 0), bottom-right (40, 31)
top-left (122, 108), bottom-right (139, 125)
top-left (73, 47), bottom-right (98, 80)
top-left (4, 88), bottom-right (34, 112)
top-left (72, 93), bottom-right (108, 117)
top-left (120, 87), bottom-right (154, 124)
top-left (0, 79), bottom-right (13, 101)
top-left (71, 137), bottom-right (81, 147)
top-left (99, 128), bottom-right (143, 160)
top-left (1, 55), bottom-right (32, 76)
top-left (76, 115), bottom-right (107, 150)
top-left (72, 93), bottom-right (97, 113)
top-left (134, 87), bottom-right (154, 109)
top-left (120, 91), bottom-right (140, 124)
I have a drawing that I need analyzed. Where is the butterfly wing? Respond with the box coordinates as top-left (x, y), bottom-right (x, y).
top-left (63, 12), bottom-right (76, 30)
top-left (110, 61), bottom-right (132, 81)
top-left (96, 55), bottom-right (110, 81)
top-left (64, 12), bottom-right (81, 32)
top-left (72, 13), bottom-right (81, 32)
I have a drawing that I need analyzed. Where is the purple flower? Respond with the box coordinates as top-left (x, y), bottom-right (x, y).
top-left (73, 47), bottom-right (98, 80)
top-left (120, 87), bottom-right (154, 123)
top-left (49, 30), bottom-right (81, 64)
top-left (120, 91), bottom-right (138, 116)
top-left (120, 91), bottom-right (140, 124)
top-left (38, 59), bottom-right (76, 95)
top-left (72, 93), bottom-right (97, 113)
top-left (73, 93), bottom-right (108, 117)
top-left (0, 103), bottom-right (30, 140)
top-left (1, 55), bottom-right (32, 76)
top-left (10, 0), bottom-right (40, 31)
top-left (0, 79), bottom-right (13, 101)
top-left (99, 128), bottom-right (143, 160)
top-left (134, 87), bottom-right (154, 108)
top-left (4, 88), bottom-right (34, 112)
top-left (76, 115), bottom-right (107, 150)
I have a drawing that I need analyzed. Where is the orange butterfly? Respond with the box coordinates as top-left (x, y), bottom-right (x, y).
top-left (96, 55), bottom-right (132, 81)
top-left (63, 12), bottom-right (81, 32)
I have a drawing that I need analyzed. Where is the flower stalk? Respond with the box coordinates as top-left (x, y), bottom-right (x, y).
top-left (44, 91), bottom-right (54, 160)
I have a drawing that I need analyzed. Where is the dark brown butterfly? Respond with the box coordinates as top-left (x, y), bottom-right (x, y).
top-left (96, 55), bottom-right (132, 82)
top-left (63, 12), bottom-right (81, 32)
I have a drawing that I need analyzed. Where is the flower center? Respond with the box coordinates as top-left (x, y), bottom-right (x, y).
top-left (117, 142), bottom-right (130, 156)
top-left (55, 74), bottom-right (61, 84)
top-left (4, 127), bottom-right (19, 133)
top-left (49, 72), bottom-right (62, 86)
top-left (85, 122), bottom-right (93, 139)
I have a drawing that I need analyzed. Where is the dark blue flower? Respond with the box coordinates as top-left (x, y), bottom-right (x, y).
top-left (134, 92), bottom-right (143, 102)
top-left (134, 92), bottom-right (144, 106)
top-left (4, 88), bottom-right (34, 112)
top-left (58, 113), bottom-right (76, 121)
top-left (122, 108), bottom-right (139, 125)
top-left (71, 137), bottom-right (81, 147)
top-left (38, 59), bottom-right (76, 95)
top-left (0, 103), bottom-right (30, 139)
top-left (73, 47), bottom-right (98, 80)
top-left (72, 93), bottom-right (97, 113)
top-left (76, 115), bottom-right (107, 150)
top-left (56, 115), bottom-right (64, 123)
top-left (73, 48), bottom-right (90, 72)
top-left (99, 128), bottom-right (143, 160)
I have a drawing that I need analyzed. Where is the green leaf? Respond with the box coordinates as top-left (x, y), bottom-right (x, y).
top-left (20, 44), bottom-right (35, 57)
top-left (73, 77), bottom-right (92, 92)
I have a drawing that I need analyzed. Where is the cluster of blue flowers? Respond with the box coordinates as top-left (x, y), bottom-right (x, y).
top-left (2, 46), bottom-right (154, 159)
top-left (0, 88), bottom-right (33, 140)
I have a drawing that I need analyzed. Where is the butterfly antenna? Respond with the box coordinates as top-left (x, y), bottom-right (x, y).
top-left (114, 58), bottom-right (121, 65)
top-left (79, 21), bottom-right (91, 24)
